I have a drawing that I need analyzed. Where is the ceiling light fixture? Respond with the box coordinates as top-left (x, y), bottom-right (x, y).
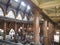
top-left (56, 31), bottom-right (59, 34)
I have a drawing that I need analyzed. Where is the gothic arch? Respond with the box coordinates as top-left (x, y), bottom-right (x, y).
top-left (0, 5), bottom-right (4, 16)
top-left (5, 10), bottom-right (15, 19)
top-left (16, 11), bottom-right (23, 20)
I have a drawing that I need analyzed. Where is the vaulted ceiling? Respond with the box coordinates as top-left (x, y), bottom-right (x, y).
top-left (0, 0), bottom-right (60, 26)
top-left (31, 0), bottom-right (60, 26)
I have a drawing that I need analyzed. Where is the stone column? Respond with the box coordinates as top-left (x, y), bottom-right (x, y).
top-left (3, 21), bottom-right (7, 40)
top-left (21, 23), bottom-right (24, 40)
top-left (43, 20), bottom-right (48, 45)
top-left (48, 22), bottom-right (51, 45)
top-left (51, 24), bottom-right (55, 45)
top-left (22, 23), bottom-right (24, 33)
top-left (33, 10), bottom-right (40, 45)
top-left (48, 22), bottom-right (55, 45)
top-left (14, 22), bottom-right (17, 42)
top-left (15, 22), bottom-right (17, 34)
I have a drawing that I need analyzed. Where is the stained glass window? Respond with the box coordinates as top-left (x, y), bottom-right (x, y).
top-left (23, 14), bottom-right (27, 21)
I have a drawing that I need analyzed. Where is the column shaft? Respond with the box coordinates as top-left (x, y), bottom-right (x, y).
top-left (33, 10), bottom-right (40, 45)
top-left (43, 20), bottom-right (48, 45)
top-left (48, 22), bottom-right (55, 45)
top-left (3, 21), bottom-right (6, 40)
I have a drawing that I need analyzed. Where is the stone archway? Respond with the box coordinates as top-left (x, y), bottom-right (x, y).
top-left (0, 7), bottom-right (4, 16)
top-left (5, 10), bottom-right (15, 19)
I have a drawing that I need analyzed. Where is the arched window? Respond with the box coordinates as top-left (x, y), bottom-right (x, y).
top-left (23, 15), bottom-right (28, 21)
top-left (0, 8), bottom-right (4, 16)
top-left (5, 11), bottom-right (15, 19)
top-left (16, 13), bottom-right (22, 20)
top-left (29, 16), bottom-right (34, 21)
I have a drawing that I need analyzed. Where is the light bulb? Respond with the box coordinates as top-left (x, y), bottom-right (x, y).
top-left (56, 31), bottom-right (59, 34)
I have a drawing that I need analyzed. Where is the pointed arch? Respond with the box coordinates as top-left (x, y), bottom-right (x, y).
top-left (16, 12), bottom-right (22, 20)
top-left (23, 14), bottom-right (28, 21)
top-left (5, 10), bottom-right (15, 19)
top-left (0, 5), bottom-right (4, 16)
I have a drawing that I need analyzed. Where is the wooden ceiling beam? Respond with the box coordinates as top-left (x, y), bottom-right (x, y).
top-left (40, 1), bottom-right (60, 9)
top-left (22, 0), bottom-right (56, 24)
top-left (51, 19), bottom-right (60, 22)
top-left (43, 9), bottom-right (60, 16)
top-left (31, 0), bottom-right (60, 9)
top-left (43, 9), bottom-right (60, 22)
top-left (48, 13), bottom-right (60, 16)
top-left (49, 16), bottom-right (60, 17)
top-left (51, 18), bottom-right (60, 20)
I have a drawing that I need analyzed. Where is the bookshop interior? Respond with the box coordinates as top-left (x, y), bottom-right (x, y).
top-left (0, 0), bottom-right (60, 45)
